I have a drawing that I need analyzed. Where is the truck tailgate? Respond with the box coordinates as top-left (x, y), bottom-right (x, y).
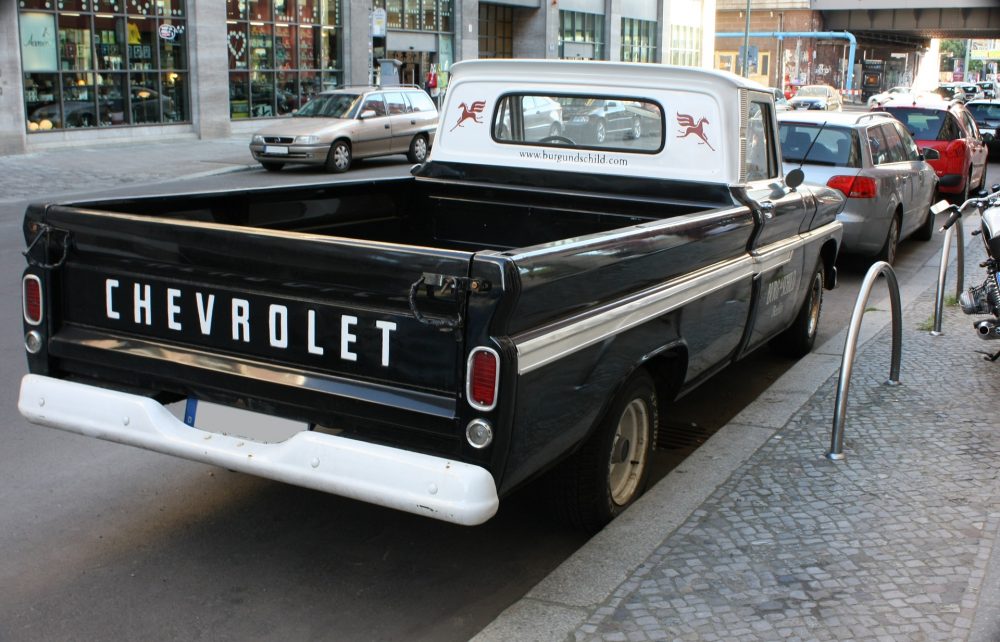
top-left (29, 205), bottom-right (474, 447)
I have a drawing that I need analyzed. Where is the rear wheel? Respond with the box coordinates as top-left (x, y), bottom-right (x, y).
top-left (261, 161), bottom-right (284, 172)
top-left (325, 140), bottom-right (352, 173)
top-left (407, 134), bottom-right (429, 163)
top-left (876, 213), bottom-right (901, 265)
top-left (545, 370), bottom-right (656, 531)
top-left (771, 261), bottom-right (824, 358)
top-left (913, 192), bottom-right (937, 241)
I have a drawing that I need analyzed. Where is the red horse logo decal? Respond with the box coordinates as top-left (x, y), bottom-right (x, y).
top-left (676, 113), bottom-right (715, 151)
top-left (450, 100), bottom-right (487, 131)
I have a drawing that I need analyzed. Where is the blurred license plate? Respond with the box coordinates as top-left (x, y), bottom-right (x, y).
top-left (264, 145), bottom-right (289, 155)
top-left (168, 398), bottom-right (307, 443)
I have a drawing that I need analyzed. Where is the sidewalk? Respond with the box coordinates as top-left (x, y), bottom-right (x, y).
top-left (476, 229), bottom-right (1000, 640)
top-left (0, 136), bottom-right (256, 204)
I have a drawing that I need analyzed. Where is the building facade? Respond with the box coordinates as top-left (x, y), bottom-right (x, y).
top-left (1, 0), bottom-right (716, 155)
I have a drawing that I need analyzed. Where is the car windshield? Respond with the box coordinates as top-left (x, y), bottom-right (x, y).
top-left (796, 86), bottom-right (828, 97)
top-left (882, 107), bottom-right (949, 140)
top-left (294, 93), bottom-right (361, 118)
top-left (967, 103), bottom-right (1000, 121)
top-left (778, 123), bottom-right (859, 167)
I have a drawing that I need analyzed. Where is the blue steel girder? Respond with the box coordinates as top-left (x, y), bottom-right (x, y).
top-left (715, 31), bottom-right (857, 94)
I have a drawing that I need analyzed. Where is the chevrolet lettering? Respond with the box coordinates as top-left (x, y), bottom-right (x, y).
top-left (18, 60), bottom-right (844, 530)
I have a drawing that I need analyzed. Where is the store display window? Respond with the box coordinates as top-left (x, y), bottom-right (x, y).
top-left (227, 0), bottom-right (342, 120)
top-left (19, 2), bottom-right (191, 132)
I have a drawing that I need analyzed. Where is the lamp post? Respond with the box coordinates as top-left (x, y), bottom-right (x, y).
top-left (742, 0), bottom-right (752, 77)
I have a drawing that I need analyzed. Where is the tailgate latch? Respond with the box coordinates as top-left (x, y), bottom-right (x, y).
top-left (23, 223), bottom-right (71, 269)
top-left (409, 273), bottom-right (490, 332)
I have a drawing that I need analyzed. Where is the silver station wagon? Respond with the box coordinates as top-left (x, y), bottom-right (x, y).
top-left (250, 86), bottom-right (439, 173)
top-left (778, 111), bottom-right (940, 264)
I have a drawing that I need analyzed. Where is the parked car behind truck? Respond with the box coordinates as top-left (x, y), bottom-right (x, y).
top-left (19, 61), bottom-right (843, 530)
top-left (250, 85), bottom-right (438, 173)
top-left (778, 111), bottom-right (939, 264)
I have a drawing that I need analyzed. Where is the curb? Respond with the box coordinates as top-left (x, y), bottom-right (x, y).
top-left (473, 235), bottom-right (961, 641)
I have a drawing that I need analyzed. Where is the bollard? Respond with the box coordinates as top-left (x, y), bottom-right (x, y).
top-left (828, 261), bottom-right (902, 461)
top-left (931, 216), bottom-right (964, 336)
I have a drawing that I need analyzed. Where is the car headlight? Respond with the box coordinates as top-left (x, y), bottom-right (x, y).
top-left (251, 134), bottom-right (264, 144)
top-left (294, 135), bottom-right (321, 144)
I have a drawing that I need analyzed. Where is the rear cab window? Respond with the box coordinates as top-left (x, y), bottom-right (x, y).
top-left (491, 93), bottom-right (665, 153)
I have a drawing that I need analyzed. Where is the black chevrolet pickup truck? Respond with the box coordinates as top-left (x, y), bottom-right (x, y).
top-left (18, 60), bottom-right (843, 529)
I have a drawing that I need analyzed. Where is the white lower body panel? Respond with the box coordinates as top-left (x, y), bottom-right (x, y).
top-left (18, 374), bottom-right (499, 526)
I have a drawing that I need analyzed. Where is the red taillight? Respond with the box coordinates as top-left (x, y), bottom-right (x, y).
top-left (467, 348), bottom-right (499, 411)
top-left (22, 275), bottom-right (42, 325)
top-left (827, 175), bottom-right (877, 199)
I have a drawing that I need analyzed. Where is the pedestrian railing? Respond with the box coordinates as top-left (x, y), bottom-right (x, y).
top-left (931, 216), bottom-right (964, 336)
top-left (827, 261), bottom-right (902, 461)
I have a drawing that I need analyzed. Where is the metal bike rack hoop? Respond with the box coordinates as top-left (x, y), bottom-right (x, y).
top-left (827, 261), bottom-right (902, 461)
top-left (931, 216), bottom-right (965, 335)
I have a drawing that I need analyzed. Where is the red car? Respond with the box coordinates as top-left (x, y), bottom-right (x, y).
top-left (876, 99), bottom-right (989, 203)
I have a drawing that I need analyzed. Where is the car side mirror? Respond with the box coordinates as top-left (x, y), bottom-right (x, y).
top-left (920, 147), bottom-right (940, 161)
top-left (983, 132), bottom-right (995, 144)
top-left (785, 167), bottom-right (804, 189)
top-left (359, 109), bottom-right (376, 120)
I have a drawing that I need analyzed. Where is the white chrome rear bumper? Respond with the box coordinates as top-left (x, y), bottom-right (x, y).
top-left (18, 374), bottom-right (499, 526)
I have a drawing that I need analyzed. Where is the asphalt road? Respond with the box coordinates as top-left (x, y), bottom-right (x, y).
top-left (1, 152), bottom-right (997, 641)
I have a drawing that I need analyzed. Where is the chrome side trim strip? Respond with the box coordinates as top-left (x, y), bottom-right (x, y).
top-left (515, 256), bottom-right (754, 375)
top-left (514, 221), bottom-right (841, 375)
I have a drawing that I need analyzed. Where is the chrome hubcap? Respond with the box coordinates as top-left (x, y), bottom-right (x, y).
top-left (415, 138), bottom-right (427, 160)
top-left (609, 398), bottom-right (648, 506)
top-left (334, 145), bottom-right (350, 169)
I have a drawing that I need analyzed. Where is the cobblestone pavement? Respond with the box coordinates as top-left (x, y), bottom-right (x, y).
top-left (0, 137), bottom-right (255, 203)
top-left (574, 248), bottom-right (1000, 640)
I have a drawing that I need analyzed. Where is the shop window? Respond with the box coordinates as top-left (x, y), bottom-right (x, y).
top-left (275, 71), bottom-right (298, 114)
top-left (275, 24), bottom-right (297, 69)
top-left (161, 71), bottom-right (187, 122)
top-left (404, 0), bottom-right (419, 30)
top-left (227, 0), bottom-right (341, 120)
top-left (299, 25), bottom-right (320, 68)
top-left (439, 0), bottom-right (451, 31)
top-left (251, 71), bottom-right (276, 117)
top-left (250, 23), bottom-right (274, 70)
top-left (97, 73), bottom-right (127, 126)
top-left (274, 0), bottom-right (295, 22)
top-left (126, 0), bottom-right (156, 16)
top-left (20, 3), bottom-right (190, 132)
top-left (227, 0), bottom-right (248, 20)
top-left (158, 20), bottom-right (187, 69)
top-left (423, 0), bottom-right (437, 30)
top-left (59, 13), bottom-right (94, 71)
top-left (94, 15), bottom-right (126, 71)
top-left (129, 72), bottom-right (162, 123)
top-left (127, 18), bottom-right (158, 70)
top-left (298, 0), bottom-right (321, 24)
top-left (228, 22), bottom-right (249, 69)
top-left (386, 0), bottom-right (402, 29)
top-left (249, 0), bottom-right (273, 21)
top-left (230, 72), bottom-right (251, 119)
